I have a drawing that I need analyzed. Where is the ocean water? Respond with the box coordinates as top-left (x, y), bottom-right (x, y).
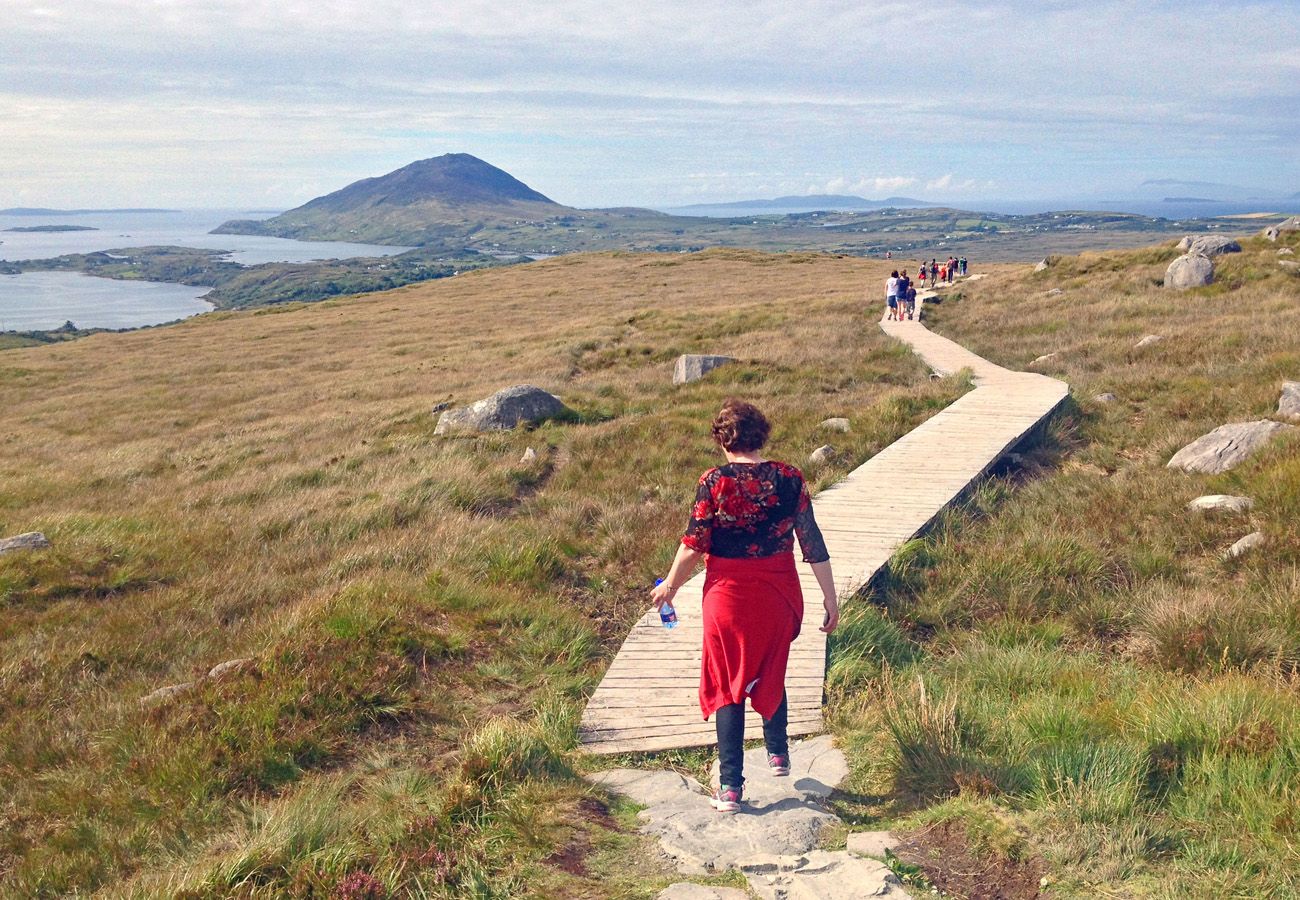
top-left (0, 209), bottom-right (414, 331)
top-left (0, 209), bottom-right (412, 264)
top-left (0, 271), bottom-right (213, 331)
top-left (658, 199), bottom-right (1299, 221)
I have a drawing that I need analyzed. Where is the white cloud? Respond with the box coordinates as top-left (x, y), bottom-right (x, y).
top-left (0, 1), bottom-right (1297, 206)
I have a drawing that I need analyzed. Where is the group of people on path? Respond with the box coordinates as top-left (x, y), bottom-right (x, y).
top-left (885, 255), bottom-right (969, 321)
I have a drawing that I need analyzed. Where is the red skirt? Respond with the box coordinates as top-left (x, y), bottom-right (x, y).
top-left (699, 552), bottom-right (803, 721)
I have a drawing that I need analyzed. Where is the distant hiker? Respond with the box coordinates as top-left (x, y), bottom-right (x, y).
top-left (651, 400), bottom-right (838, 813)
top-left (938, 262), bottom-right (947, 283)
top-left (917, 264), bottom-right (927, 287)
top-left (929, 259), bottom-right (939, 283)
top-left (885, 250), bottom-right (892, 259)
top-left (896, 269), bottom-right (911, 319)
top-left (906, 282), bottom-right (918, 320)
top-left (959, 256), bottom-right (968, 276)
top-left (885, 270), bottom-right (900, 320)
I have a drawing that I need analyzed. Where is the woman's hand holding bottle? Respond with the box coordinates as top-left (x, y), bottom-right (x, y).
top-left (820, 594), bottom-right (839, 633)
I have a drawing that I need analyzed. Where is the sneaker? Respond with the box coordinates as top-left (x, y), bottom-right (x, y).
top-left (711, 785), bottom-right (742, 812)
top-left (767, 753), bottom-right (790, 776)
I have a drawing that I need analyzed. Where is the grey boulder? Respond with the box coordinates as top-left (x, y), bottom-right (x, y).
top-left (0, 532), bottom-right (51, 554)
top-left (1167, 420), bottom-right (1294, 474)
top-left (1165, 253), bottom-right (1215, 289)
top-left (674, 354), bottom-right (735, 385)
top-left (1187, 495), bottom-right (1254, 514)
top-left (434, 385), bottom-right (571, 434)
top-left (1034, 257), bottom-right (1050, 272)
top-left (1177, 235), bottom-right (1241, 256)
top-left (1093, 392), bottom-right (1118, 404)
top-left (1227, 531), bottom-right (1265, 559)
top-left (808, 445), bottom-right (836, 466)
top-left (1134, 334), bottom-right (1165, 349)
top-left (1279, 381), bottom-right (1300, 421)
top-left (1263, 216), bottom-right (1300, 241)
top-left (819, 417), bottom-right (851, 433)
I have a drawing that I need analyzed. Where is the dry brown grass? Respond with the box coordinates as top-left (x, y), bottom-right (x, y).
top-left (0, 249), bottom-right (962, 895)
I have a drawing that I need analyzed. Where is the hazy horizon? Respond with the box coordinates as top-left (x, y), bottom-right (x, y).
top-left (3, 0), bottom-right (1298, 210)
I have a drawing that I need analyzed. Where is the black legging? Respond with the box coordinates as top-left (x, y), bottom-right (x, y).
top-left (715, 691), bottom-right (788, 789)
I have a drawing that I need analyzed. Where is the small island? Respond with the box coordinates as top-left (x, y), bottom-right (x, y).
top-left (3, 224), bottom-right (100, 233)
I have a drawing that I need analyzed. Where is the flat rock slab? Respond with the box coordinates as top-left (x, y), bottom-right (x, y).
top-left (657, 884), bottom-right (750, 900)
top-left (1187, 495), bottom-right (1254, 514)
top-left (0, 532), bottom-right (51, 554)
top-left (846, 830), bottom-right (900, 859)
top-left (675, 354), bottom-right (735, 385)
top-left (1167, 420), bottom-right (1293, 474)
top-left (1134, 334), bottom-right (1165, 349)
top-left (434, 384), bottom-right (571, 434)
top-left (744, 850), bottom-right (902, 899)
top-left (1281, 382), bottom-right (1300, 421)
top-left (593, 736), bottom-right (846, 876)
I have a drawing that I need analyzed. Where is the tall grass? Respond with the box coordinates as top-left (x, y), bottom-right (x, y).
top-left (0, 250), bottom-right (951, 895)
top-left (829, 230), bottom-right (1300, 897)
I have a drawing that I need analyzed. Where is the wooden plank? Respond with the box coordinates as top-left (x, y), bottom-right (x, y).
top-left (579, 292), bottom-right (1068, 754)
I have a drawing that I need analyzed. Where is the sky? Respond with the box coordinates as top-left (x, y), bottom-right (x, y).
top-left (2, 0), bottom-right (1298, 209)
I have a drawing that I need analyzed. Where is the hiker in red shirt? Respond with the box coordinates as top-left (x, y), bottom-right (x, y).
top-left (651, 400), bottom-right (839, 813)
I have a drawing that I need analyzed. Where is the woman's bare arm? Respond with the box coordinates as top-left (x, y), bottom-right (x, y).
top-left (810, 559), bottom-right (839, 633)
top-left (651, 543), bottom-right (704, 609)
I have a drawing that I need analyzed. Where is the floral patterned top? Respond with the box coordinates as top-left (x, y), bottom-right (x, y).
top-left (681, 461), bottom-right (830, 563)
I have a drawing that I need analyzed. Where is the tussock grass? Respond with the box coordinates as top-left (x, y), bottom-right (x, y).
top-left (831, 231), bottom-right (1300, 897)
top-left (0, 250), bottom-right (951, 895)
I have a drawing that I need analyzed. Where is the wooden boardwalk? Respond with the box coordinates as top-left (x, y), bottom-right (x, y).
top-left (578, 283), bottom-right (1070, 754)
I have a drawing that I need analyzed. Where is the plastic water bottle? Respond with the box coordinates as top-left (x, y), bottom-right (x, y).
top-left (655, 578), bottom-right (677, 629)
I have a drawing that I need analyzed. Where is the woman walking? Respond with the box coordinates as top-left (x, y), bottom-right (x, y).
top-left (651, 400), bottom-right (839, 813)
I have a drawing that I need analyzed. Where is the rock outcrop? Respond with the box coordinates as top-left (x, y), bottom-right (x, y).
top-left (1187, 495), bottom-right (1254, 514)
top-left (1165, 253), bottom-right (1215, 289)
top-left (1167, 420), bottom-right (1293, 474)
top-left (1227, 531), bottom-right (1265, 559)
top-left (818, 417), bottom-right (851, 433)
top-left (808, 445), bottom-right (836, 466)
top-left (1176, 235), bottom-right (1241, 256)
top-left (434, 385), bottom-right (572, 434)
top-left (140, 682), bottom-right (196, 705)
top-left (207, 658), bottom-right (254, 680)
top-left (0, 532), bottom-right (51, 554)
top-left (674, 354), bottom-right (735, 385)
top-left (1279, 381), bottom-right (1300, 422)
top-left (595, 737), bottom-right (902, 898)
top-left (1093, 392), bottom-right (1118, 404)
top-left (1263, 216), bottom-right (1300, 242)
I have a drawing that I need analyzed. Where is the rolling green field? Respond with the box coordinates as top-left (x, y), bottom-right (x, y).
top-left (2, 230), bottom-right (1298, 897)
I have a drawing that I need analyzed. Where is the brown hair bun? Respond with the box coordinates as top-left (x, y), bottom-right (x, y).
top-left (711, 399), bottom-right (770, 453)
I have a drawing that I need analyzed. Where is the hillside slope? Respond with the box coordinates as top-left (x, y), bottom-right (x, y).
top-left (0, 250), bottom-right (955, 896)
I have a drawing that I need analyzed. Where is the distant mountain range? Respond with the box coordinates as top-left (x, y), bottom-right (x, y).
top-left (671, 194), bottom-right (936, 212)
